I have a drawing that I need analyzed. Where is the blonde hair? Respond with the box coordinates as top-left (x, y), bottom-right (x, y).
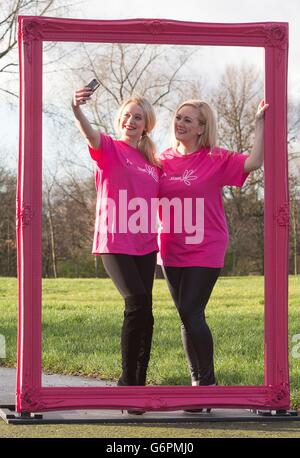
top-left (115, 96), bottom-right (159, 166)
top-left (173, 100), bottom-right (217, 150)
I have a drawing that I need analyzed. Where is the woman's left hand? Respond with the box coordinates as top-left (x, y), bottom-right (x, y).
top-left (255, 100), bottom-right (269, 121)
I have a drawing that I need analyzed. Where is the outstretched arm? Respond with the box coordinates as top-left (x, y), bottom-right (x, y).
top-left (244, 101), bottom-right (269, 173)
top-left (71, 86), bottom-right (101, 150)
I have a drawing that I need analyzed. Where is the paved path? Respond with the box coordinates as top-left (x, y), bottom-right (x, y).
top-left (0, 366), bottom-right (114, 404)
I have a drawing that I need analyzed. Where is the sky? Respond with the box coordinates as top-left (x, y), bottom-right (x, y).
top-left (1, 0), bottom-right (299, 170)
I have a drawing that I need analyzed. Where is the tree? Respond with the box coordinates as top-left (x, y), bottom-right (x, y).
top-left (0, 0), bottom-right (78, 100)
top-left (0, 165), bottom-right (17, 276)
top-left (213, 64), bottom-right (264, 275)
top-left (288, 98), bottom-right (300, 149)
top-left (67, 42), bottom-right (199, 142)
top-left (43, 172), bottom-right (59, 278)
top-left (289, 168), bottom-right (300, 276)
top-left (42, 172), bottom-right (103, 278)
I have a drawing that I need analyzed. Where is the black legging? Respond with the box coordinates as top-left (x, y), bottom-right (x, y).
top-left (162, 266), bottom-right (221, 386)
top-left (101, 252), bottom-right (157, 386)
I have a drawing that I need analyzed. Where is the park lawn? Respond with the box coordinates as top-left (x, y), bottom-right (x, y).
top-left (1, 421), bottom-right (300, 438)
top-left (0, 275), bottom-right (299, 408)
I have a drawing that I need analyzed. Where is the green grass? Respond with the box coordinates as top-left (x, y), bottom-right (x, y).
top-left (0, 276), bottom-right (299, 408)
top-left (1, 422), bottom-right (300, 438)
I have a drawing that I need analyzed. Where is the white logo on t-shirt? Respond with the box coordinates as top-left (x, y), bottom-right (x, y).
top-left (166, 169), bottom-right (198, 186)
top-left (126, 158), bottom-right (159, 182)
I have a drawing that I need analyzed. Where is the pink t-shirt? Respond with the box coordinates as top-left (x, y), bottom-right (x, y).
top-left (157, 146), bottom-right (250, 267)
top-left (88, 134), bottom-right (160, 255)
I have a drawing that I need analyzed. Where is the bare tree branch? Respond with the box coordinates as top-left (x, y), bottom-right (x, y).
top-left (0, 87), bottom-right (19, 98)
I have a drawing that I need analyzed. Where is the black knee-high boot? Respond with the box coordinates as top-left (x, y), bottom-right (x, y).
top-left (118, 293), bottom-right (153, 386)
top-left (136, 295), bottom-right (154, 386)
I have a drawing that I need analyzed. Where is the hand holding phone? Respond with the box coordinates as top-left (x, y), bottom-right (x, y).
top-left (86, 78), bottom-right (100, 92)
top-left (72, 79), bottom-right (100, 108)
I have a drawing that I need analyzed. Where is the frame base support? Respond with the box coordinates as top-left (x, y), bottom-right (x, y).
top-left (0, 405), bottom-right (43, 423)
top-left (1, 405), bottom-right (299, 425)
top-left (250, 409), bottom-right (299, 417)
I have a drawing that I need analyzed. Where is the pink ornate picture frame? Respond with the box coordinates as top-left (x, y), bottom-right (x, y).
top-left (17, 17), bottom-right (289, 413)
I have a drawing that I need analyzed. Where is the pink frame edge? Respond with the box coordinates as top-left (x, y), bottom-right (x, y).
top-left (16, 16), bottom-right (289, 413)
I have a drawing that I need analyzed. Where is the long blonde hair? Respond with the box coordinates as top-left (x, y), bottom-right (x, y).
top-left (115, 96), bottom-right (159, 166)
top-left (173, 100), bottom-right (217, 150)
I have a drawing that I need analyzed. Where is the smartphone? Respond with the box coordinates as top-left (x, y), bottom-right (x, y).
top-left (86, 78), bottom-right (100, 92)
